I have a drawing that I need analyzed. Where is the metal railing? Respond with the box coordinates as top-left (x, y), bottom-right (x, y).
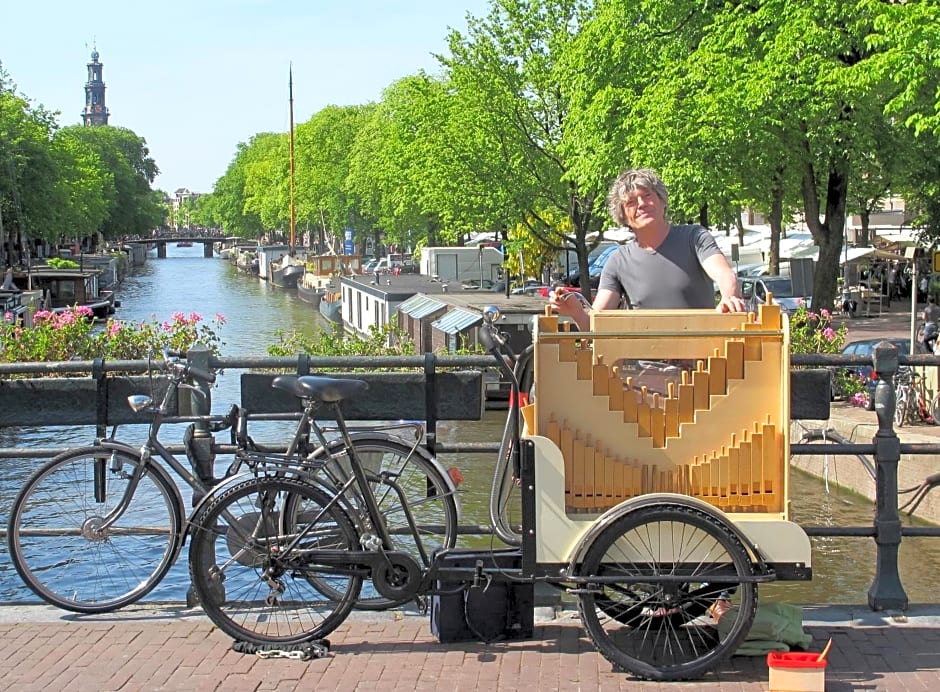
top-left (0, 343), bottom-right (936, 611)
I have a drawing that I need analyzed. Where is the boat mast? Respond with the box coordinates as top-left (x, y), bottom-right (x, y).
top-left (288, 64), bottom-right (296, 253)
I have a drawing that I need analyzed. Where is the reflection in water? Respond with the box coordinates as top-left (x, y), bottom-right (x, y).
top-left (2, 245), bottom-right (940, 605)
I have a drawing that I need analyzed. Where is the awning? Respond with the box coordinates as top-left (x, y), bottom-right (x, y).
top-left (789, 246), bottom-right (908, 262)
top-left (398, 294), bottom-right (447, 319)
top-left (432, 308), bottom-right (483, 334)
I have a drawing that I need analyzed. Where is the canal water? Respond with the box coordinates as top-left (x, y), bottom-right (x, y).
top-left (1, 244), bottom-right (939, 605)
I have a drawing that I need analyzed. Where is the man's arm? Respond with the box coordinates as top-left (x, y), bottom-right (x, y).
top-left (701, 253), bottom-right (746, 313)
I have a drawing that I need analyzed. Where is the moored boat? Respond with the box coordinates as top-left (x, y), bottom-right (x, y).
top-left (269, 254), bottom-right (305, 289)
top-left (318, 290), bottom-right (342, 323)
top-left (10, 266), bottom-right (115, 319)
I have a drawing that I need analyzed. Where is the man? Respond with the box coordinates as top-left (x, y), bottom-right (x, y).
top-left (551, 168), bottom-right (745, 329)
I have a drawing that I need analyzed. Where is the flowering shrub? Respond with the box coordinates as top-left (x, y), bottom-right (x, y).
top-left (267, 322), bottom-right (415, 364)
top-left (0, 307), bottom-right (225, 368)
top-left (788, 302), bottom-right (869, 407)
top-left (788, 303), bottom-right (847, 355)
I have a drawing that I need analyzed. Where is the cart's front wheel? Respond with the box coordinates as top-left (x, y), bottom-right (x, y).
top-left (577, 504), bottom-right (757, 681)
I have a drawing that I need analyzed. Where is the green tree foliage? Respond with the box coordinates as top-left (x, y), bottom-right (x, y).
top-left (294, 104), bottom-right (374, 251)
top-left (0, 69), bottom-right (62, 244)
top-left (56, 125), bottom-right (162, 240)
top-left (346, 75), bottom-right (447, 251)
top-left (439, 0), bottom-right (608, 295)
top-left (202, 1), bottom-right (940, 315)
top-left (1, 64), bottom-right (164, 251)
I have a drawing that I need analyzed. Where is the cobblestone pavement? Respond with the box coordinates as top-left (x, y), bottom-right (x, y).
top-left (0, 603), bottom-right (938, 691)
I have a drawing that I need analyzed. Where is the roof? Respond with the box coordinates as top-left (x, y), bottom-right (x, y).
top-left (432, 308), bottom-right (483, 334)
top-left (398, 294), bottom-right (448, 319)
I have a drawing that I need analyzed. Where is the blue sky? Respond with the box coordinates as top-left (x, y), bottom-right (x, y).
top-left (3, 1), bottom-right (490, 194)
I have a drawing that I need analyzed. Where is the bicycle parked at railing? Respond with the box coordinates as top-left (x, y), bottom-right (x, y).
top-left (893, 366), bottom-right (940, 427)
top-left (6, 354), bottom-right (458, 613)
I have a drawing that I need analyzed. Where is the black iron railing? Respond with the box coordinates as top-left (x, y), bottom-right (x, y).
top-left (0, 343), bottom-right (936, 611)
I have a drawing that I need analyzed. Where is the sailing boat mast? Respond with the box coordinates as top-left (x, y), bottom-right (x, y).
top-left (288, 64), bottom-right (296, 252)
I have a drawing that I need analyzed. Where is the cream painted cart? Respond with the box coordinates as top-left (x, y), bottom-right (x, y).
top-left (511, 303), bottom-right (812, 680)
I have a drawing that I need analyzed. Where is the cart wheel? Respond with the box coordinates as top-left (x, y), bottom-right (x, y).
top-left (577, 503), bottom-right (757, 681)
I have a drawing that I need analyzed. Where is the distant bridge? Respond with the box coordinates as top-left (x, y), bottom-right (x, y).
top-left (125, 236), bottom-right (234, 259)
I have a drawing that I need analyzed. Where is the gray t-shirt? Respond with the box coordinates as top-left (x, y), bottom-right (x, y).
top-left (598, 224), bottom-right (722, 309)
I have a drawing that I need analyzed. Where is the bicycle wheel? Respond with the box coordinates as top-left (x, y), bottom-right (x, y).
top-left (7, 446), bottom-right (183, 613)
top-left (578, 504), bottom-right (757, 681)
top-left (306, 435), bottom-right (459, 609)
top-left (930, 392), bottom-right (940, 424)
top-left (188, 476), bottom-right (361, 645)
top-left (895, 386), bottom-right (909, 427)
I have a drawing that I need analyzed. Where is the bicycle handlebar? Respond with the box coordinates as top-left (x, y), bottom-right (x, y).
top-left (185, 365), bottom-right (217, 385)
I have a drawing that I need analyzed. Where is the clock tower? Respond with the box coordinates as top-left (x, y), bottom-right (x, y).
top-left (81, 48), bottom-right (110, 126)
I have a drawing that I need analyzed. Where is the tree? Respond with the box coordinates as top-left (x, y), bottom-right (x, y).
top-left (436, 0), bottom-right (608, 296)
top-left (61, 125), bottom-right (163, 240)
top-left (294, 104), bottom-right (373, 252)
top-left (347, 74), bottom-right (450, 253)
top-left (574, 0), bottom-right (933, 311)
top-left (0, 68), bottom-right (64, 250)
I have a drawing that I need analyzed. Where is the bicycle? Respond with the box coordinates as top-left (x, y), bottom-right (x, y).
top-left (7, 355), bottom-right (459, 613)
top-left (893, 367), bottom-right (940, 427)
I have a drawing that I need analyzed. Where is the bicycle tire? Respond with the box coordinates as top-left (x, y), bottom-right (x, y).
top-left (895, 386), bottom-right (909, 427)
top-left (302, 435), bottom-right (459, 609)
top-left (931, 392), bottom-right (940, 424)
top-left (188, 476), bottom-right (361, 645)
top-left (7, 446), bottom-right (183, 613)
top-left (578, 504), bottom-right (756, 681)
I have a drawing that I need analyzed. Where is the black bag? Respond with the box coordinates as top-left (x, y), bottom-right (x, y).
top-left (429, 550), bottom-right (534, 643)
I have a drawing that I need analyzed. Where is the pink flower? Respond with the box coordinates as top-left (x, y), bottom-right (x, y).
top-left (108, 322), bottom-right (123, 337)
top-left (822, 327), bottom-right (837, 341)
top-left (76, 305), bottom-right (94, 318)
top-left (820, 308), bottom-right (830, 317)
top-left (215, 313), bottom-right (226, 325)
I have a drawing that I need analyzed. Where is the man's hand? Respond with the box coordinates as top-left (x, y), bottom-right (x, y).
top-left (550, 287), bottom-right (592, 330)
top-left (715, 295), bottom-right (747, 313)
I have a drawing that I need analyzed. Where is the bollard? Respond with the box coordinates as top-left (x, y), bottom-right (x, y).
top-left (867, 341), bottom-right (909, 610)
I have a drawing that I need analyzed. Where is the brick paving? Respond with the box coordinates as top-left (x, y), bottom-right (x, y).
top-left (0, 604), bottom-right (938, 691)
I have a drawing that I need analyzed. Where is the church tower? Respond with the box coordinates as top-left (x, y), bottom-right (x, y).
top-left (81, 48), bottom-right (110, 126)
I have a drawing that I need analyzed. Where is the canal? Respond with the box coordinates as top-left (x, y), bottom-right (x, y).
top-left (1, 244), bottom-right (939, 605)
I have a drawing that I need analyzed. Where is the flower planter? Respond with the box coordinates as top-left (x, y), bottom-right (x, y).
top-left (0, 375), bottom-right (182, 428)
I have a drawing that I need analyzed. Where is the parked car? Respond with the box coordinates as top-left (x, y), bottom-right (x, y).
top-left (567, 245), bottom-right (620, 289)
top-left (741, 276), bottom-right (811, 315)
top-left (362, 259), bottom-right (379, 274)
top-left (461, 278), bottom-right (495, 290)
top-left (832, 338), bottom-right (925, 409)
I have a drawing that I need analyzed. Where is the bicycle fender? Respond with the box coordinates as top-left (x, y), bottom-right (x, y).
top-left (565, 493), bottom-right (768, 576)
top-left (184, 471), bottom-right (257, 541)
top-left (318, 432), bottom-right (462, 512)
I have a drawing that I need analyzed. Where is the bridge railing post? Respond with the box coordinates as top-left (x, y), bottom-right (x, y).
top-left (184, 344), bottom-right (215, 502)
top-left (868, 341), bottom-right (909, 610)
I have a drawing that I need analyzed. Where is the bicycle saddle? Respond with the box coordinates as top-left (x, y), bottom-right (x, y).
top-left (271, 375), bottom-right (369, 403)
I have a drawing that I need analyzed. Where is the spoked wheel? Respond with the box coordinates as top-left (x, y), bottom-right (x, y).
top-left (577, 504), bottom-right (757, 681)
top-left (7, 447), bottom-right (182, 613)
top-left (188, 476), bottom-right (361, 645)
top-left (895, 387), bottom-right (909, 427)
top-left (305, 436), bottom-right (459, 609)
